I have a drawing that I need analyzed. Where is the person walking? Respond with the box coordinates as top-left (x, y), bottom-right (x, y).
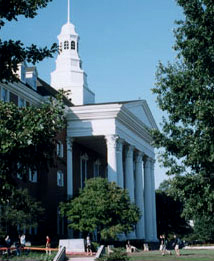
top-left (161, 234), bottom-right (171, 256)
top-left (86, 235), bottom-right (92, 256)
top-left (46, 235), bottom-right (51, 255)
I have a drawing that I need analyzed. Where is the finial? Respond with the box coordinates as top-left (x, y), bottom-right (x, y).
top-left (67, 0), bottom-right (70, 23)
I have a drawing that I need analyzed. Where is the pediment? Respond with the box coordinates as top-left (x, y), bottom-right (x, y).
top-left (122, 100), bottom-right (158, 129)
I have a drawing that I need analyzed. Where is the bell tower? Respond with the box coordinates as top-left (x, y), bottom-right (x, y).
top-left (51, 0), bottom-right (95, 105)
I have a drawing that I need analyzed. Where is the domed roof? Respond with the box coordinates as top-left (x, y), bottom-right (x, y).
top-left (60, 22), bottom-right (77, 35)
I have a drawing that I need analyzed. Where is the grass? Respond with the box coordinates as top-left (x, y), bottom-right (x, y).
top-left (129, 249), bottom-right (214, 261)
top-left (0, 251), bottom-right (56, 261)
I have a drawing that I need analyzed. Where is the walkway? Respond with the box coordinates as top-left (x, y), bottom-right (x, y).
top-left (68, 257), bottom-right (95, 261)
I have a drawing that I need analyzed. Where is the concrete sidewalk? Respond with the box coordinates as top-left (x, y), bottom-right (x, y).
top-left (68, 257), bottom-right (95, 261)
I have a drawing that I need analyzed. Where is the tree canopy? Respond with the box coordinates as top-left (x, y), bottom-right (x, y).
top-left (0, 96), bottom-right (65, 204)
top-left (156, 180), bottom-right (192, 238)
top-left (0, 189), bottom-right (44, 237)
top-left (0, 0), bottom-right (66, 234)
top-left (60, 178), bottom-right (140, 242)
top-left (0, 0), bottom-right (57, 82)
top-left (152, 0), bottom-right (214, 236)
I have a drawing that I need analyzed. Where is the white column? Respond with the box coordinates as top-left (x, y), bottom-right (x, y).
top-left (135, 151), bottom-right (145, 239)
top-left (67, 137), bottom-right (74, 238)
top-left (144, 156), bottom-right (153, 241)
top-left (67, 137), bottom-right (74, 198)
top-left (105, 135), bottom-right (118, 183)
top-left (117, 139), bottom-right (124, 188)
top-left (125, 145), bottom-right (136, 239)
top-left (125, 145), bottom-right (135, 202)
top-left (150, 158), bottom-right (158, 241)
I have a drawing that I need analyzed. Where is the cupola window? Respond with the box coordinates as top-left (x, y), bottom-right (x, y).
top-left (64, 41), bottom-right (69, 50)
top-left (59, 42), bottom-right (62, 52)
top-left (71, 41), bottom-right (75, 50)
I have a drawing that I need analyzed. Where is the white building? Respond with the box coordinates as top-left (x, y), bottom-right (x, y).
top-left (51, 0), bottom-right (158, 242)
top-left (0, 0), bottom-right (158, 242)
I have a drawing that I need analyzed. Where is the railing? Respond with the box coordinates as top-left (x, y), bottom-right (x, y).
top-left (53, 246), bottom-right (66, 261)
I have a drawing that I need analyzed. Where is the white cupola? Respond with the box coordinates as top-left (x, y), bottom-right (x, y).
top-left (51, 0), bottom-right (95, 105)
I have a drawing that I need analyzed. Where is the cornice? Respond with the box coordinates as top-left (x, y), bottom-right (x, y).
top-left (67, 102), bottom-right (154, 143)
top-left (66, 103), bottom-right (122, 120)
top-left (1, 81), bottom-right (44, 105)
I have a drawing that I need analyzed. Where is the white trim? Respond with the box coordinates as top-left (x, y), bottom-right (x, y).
top-left (57, 170), bottom-right (64, 187)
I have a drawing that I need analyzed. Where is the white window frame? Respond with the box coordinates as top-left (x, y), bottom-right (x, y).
top-left (56, 141), bottom-right (64, 158)
top-left (80, 153), bottom-right (88, 188)
top-left (57, 170), bottom-right (64, 187)
top-left (1, 87), bottom-right (9, 102)
top-left (64, 41), bottom-right (69, 50)
top-left (29, 169), bottom-right (37, 183)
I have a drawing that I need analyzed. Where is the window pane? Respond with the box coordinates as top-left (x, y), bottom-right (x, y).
top-left (64, 41), bottom-right (69, 50)
top-left (71, 41), bottom-right (75, 50)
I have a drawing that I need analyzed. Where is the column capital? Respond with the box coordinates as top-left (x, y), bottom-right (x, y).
top-left (135, 151), bottom-right (144, 163)
top-left (67, 137), bottom-right (75, 144)
top-left (105, 135), bottom-right (119, 148)
top-left (116, 138), bottom-right (125, 152)
top-left (125, 144), bottom-right (135, 158)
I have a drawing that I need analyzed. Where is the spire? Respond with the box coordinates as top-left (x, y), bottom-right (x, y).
top-left (67, 0), bottom-right (70, 23)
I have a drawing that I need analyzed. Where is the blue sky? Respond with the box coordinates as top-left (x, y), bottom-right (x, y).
top-left (1, 0), bottom-right (183, 187)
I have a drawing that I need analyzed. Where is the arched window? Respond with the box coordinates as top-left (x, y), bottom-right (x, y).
top-left (64, 41), bottom-right (69, 50)
top-left (71, 41), bottom-right (75, 50)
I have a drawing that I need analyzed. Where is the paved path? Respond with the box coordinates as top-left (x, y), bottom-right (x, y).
top-left (68, 257), bottom-right (95, 261)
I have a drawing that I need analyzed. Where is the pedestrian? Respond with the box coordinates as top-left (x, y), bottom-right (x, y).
top-left (19, 233), bottom-right (26, 253)
top-left (4, 235), bottom-right (11, 255)
top-left (172, 234), bottom-right (181, 256)
top-left (161, 234), bottom-right (171, 256)
top-left (159, 235), bottom-right (163, 252)
top-left (20, 233), bottom-right (26, 247)
top-left (86, 235), bottom-right (92, 256)
top-left (46, 235), bottom-right (51, 255)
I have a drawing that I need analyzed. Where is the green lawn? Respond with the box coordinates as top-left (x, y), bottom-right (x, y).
top-left (129, 249), bottom-right (214, 261)
top-left (0, 251), bottom-right (56, 261)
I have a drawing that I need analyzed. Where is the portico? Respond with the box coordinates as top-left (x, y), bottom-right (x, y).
top-left (66, 100), bottom-right (158, 242)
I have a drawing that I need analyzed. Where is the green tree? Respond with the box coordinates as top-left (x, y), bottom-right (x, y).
top-left (0, 97), bottom-right (65, 204)
top-left (156, 180), bottom-right (192, 238)
top-left (151, 0), bottom-right (214, 230)
top-left (0, 96), bottom-right (65, 235)
top-left (0, 0), bottom-right (66, 237)
top-left (60, 178), bottom-right (140, 242)
top-left (191, 215), bottom-right (214, 242)
top-left (0, 0), bottom-right (57, 83)
top-left (0, 189), bottom-right (44, 237)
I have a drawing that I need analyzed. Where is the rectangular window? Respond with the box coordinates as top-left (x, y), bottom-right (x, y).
top-left (57, 171), bottom-right (64, 187)
top-left (56, 142), bottom-right (64, 158)
top-left (18, 97), bottom-right (26, 108)
top-left (29, 169), bottom-right (37, 183)
top-left (9, 92), bottom-right (18, 105)
top-left (1, 88), bottom-right (8, 102)
top-left (17, 162), bottom-right (22, 180)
